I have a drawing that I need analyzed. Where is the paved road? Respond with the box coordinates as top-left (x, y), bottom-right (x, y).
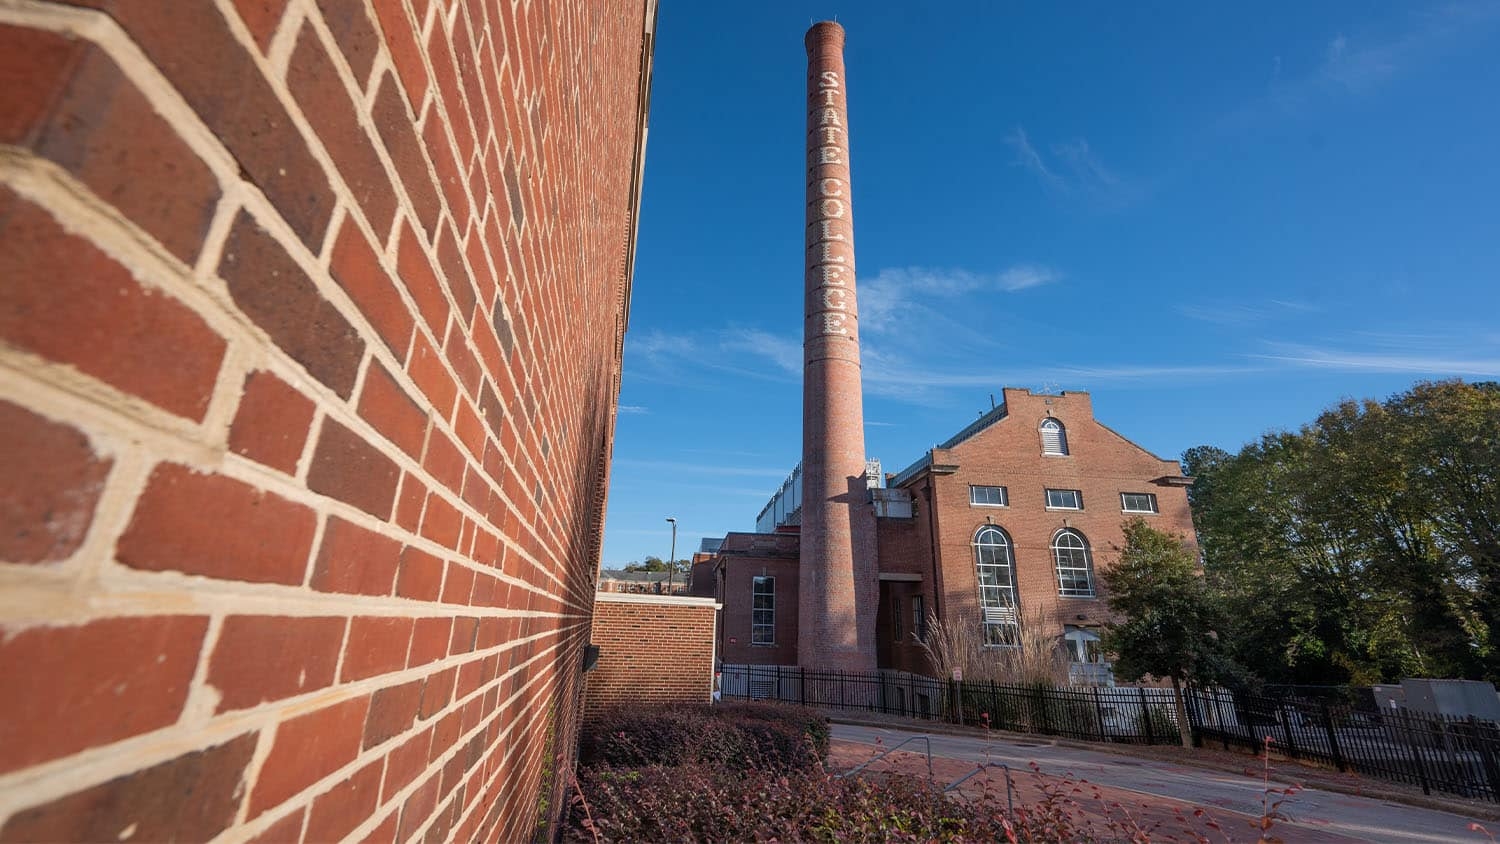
top-left (832, 723), bottom-right (1489, 843)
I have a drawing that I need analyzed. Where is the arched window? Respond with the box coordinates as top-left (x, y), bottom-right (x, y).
top-left (973, 525), bottom-right (1019, 645)
top-left (1040, 418), bottom-right (1068, 455)
top-left (1053, 529), bottom-right (1095, 597)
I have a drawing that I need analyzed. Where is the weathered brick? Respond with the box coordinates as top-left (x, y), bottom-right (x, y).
top-left (395, 473), bottom-right (429, 533)
top-left (408, 616), bottom-right (453, 668)
top-left (396, 220), bottom-right (451, 337)
top-left (382, 726), bottom-right (432, 802)
top-left (422, 428), bottom-right (466, 493)
top-left (372, 71), bottom-right (441, 237)
top-left (314, 0), bottom-right (380, 84)
top-left (408, 331), bottom-right (459, 420)
top-left (311, 514), bottom-right (403, 596)
top-left (0, 400), bottom-right (113, 564)
top-left (60, 1), bottom-right (336, 247)
top-left (117, 463), bottom-right (316, 584)
top-left (249, 694), bottom-right (370, 817)
top-left (397, 545), bottom-right (445, 601)
top-left (357, 360), bottom-right (428, 459)
top-left (422, 113), bottom-right (470, 227)
top-left (419, 492), bottom-right (461, 549)
top-left (307, 418), bottom-right (401, 519)
top-left (247, 807), bottom-right (305, 844)
top-left (329, 216), bottom-right (415, 360)
top-left (358, 811), bottom-right (399, 844)
top-left (441, 561), bottom-right (474, 605)
top-left (229, 0), bottom-right (288, 51)
top-left (218, 211), bottom-right (365, 399)
top-left (364, 678), bottom-right (424, 749)
top-left (342, 616), bottom-right (415, 681)
top-left (0, 26), bottom-right (219, 263)
top-left (397, 773), bottom-right (440, 843)
top-left (209, 615), bottom-right (346, 712)
top-left (0, 188), bottom-right (226, 420)
top-left (0, 616), bottom-right (207, 774)
top-left (0, 732), bottom-right (257, 843)
top-left (419, 666), bottom-right (458, 718)
top-left (371, 1), bottom-right (428, 109)
top-left (288, 22), bottom-right (396, 239)
top-left (435, 220), bottom-right (477, 322)
top-left (228, 370), bottom-right (316, 474)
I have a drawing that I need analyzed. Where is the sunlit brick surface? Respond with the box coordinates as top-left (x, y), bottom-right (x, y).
top-left (0, 1), bottom-right (654, 839)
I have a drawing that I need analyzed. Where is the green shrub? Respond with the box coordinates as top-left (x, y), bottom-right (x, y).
top-left (577, 701), bottom-right (828, 772)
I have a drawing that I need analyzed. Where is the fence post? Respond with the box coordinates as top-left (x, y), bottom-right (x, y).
top-left (1319, 702), bottom-right (1346, 772)
top-left (840, 670), bottom-right (846, 709)
top-left (1219, 691), bottom-right (1231, 751)
top-left (1093, 687), bottom-right (1108, 742)
top-left (1470, 716), bottom-right (1500, 802)
top-left (1278, 701), bottom-right (1299, 759)
top-left (1398, 710), bottom-right (1432, 796)
top-left (1138, 687), bottom-right (1154, 744)
top-left (800, 667), bottom-right (807, 708)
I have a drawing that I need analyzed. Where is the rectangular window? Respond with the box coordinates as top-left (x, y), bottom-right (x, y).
top-left (912, 595), bottom-right (926, 642)
top-left (1121, 492), bottom-right (1158, 514)
top-left (891, 595), bottom-right (902, 641)
top-left (969, 485), bottom-right (1008, 506)
top-left (1046, 488), bottom-right (1083, 510)
top-left (751, 576), bottom-right (775, 645)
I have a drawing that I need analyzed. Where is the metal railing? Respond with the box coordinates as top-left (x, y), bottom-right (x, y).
top-left (719, 665), bottom-right (1500, 803)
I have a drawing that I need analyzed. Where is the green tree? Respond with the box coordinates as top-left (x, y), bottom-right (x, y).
top-left (1101, 519), bottom-right (1228, 746)
top-left (1186, 380), bottom-right (1498, 684)
top-left (622, 556), bottom-right (689, 574)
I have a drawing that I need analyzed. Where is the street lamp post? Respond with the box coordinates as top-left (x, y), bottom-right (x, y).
top-left (665, 517), bottom-right (677, 594)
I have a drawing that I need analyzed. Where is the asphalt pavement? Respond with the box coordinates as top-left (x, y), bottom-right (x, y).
top-left (832, 722), bottom-right (1491, 844)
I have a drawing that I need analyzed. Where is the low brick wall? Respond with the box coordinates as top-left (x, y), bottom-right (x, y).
top-left (584, 593), bottom-right (719, 720)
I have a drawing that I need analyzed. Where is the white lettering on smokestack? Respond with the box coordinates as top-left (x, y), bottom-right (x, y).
top-left (800, 21), bottom-right (877, 673)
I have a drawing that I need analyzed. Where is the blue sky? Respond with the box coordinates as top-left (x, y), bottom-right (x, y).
top-left (600, 2), bottom-right (1500, 567)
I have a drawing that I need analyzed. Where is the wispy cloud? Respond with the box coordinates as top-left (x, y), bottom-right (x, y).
top-left (618, 405), bottom-right (649, 414)
top-left (1255, 342), bottom-right (1500, 377)
top-left (721, 328), bottom-right (801, 375)
top-left (1005, 128), bottom-right (1141, 207)
top-left (1004, 128), bottom-right (1062, 188)
top-left (1227, 3), bottom-right (1500, 128)
top-left (861, 265), bottom-right (1060, 335)
top-left (1176, 299), bottom-right (1321, 326)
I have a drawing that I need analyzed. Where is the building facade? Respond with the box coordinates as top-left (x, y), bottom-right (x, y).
top-left (0, 2), bottom-right (654, 840)
top-left (702, 388), bottom-right (1196, 683)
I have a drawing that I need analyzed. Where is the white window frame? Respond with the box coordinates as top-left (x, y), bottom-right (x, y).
top-left (751, 575), bottom-right (775, 645)
top-left (1121, 492), bottom-right (1158, 514)
top-left (1040, 418), bottom-right (1069, 456)
top-left (969, 484), bottom-right (1008, 507)
top-left (1045, 488), bottom-right (1083, 510)
top-left (1052, 528), bottom-right (1096, 597)
top-left (973, 525), bottom-right (1019, 646)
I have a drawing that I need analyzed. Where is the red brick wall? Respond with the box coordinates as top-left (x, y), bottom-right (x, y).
top-left (0, 1), bottom-right (653, 841)
top-left (583, 595), bottom-right (719, 719)
top-left (901, 388), bottom-right (1197, 639)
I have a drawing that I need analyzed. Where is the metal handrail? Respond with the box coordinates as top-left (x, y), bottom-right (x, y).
top-left (945, 762), bottom-right (1014, 815)
top-left (838, 735), bottom-right (933, 778)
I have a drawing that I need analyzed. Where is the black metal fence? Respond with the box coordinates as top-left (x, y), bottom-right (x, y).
top-left (719, 665), bottom-right (1500, 803)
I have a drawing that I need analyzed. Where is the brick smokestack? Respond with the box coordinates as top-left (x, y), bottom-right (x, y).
top-left (799, 21), bottom-right (877, 671)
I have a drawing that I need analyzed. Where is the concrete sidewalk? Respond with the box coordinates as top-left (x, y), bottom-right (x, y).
top-left (833, 721), bottom-right (1493, 844)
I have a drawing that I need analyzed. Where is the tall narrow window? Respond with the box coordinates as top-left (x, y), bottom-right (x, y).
top-left (751, 576), bottom-right (775, 645)
top-left (973, 525), bottom-right (1019, 645)
top-left (1053, 529), bottom-right (1095, 597)
top-left (891, 594), bottom-right (903, 641)
top-left (1040, 418), bottom-right (1069, 455)
top-left (912, 594), bottom-right (926, 642)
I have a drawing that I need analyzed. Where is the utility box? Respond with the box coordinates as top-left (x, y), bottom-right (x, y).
top-left (1400, 678), bottom-right (1500, 721)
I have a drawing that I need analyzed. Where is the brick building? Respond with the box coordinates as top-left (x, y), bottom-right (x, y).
top-left (704, 388), bottom-right (1196, 683)
top-left (0, 1), bottom-right (654, 841)
top-left (582, 593), bottom-right (720, 720)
